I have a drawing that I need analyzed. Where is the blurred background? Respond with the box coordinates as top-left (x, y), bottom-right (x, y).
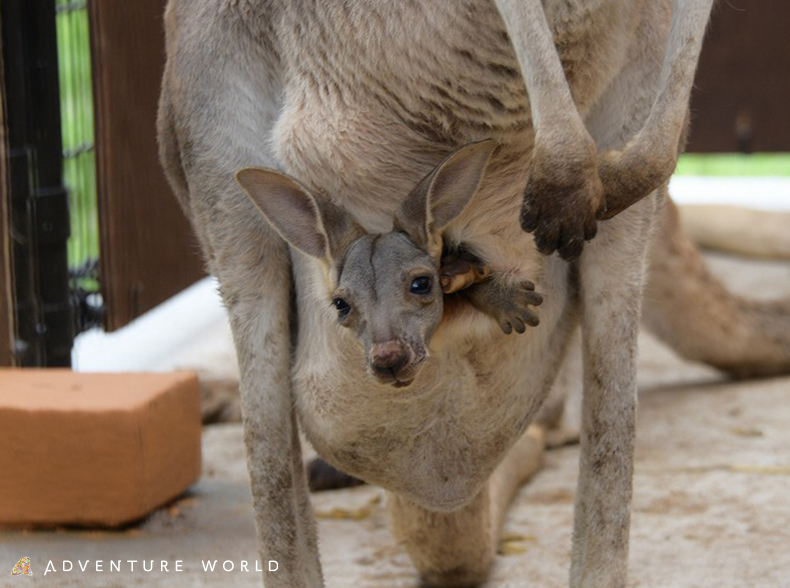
top-left (0, 0), bottom-right (788, 371)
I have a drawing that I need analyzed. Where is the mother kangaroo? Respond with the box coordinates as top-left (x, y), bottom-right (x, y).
top-left (158, 1), bottom-right (790, 586)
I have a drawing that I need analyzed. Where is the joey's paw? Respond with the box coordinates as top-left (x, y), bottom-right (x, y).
top-left (520, 154), bottom-right (605, 260)
top-left (491, 281), bottom-right (543, 335)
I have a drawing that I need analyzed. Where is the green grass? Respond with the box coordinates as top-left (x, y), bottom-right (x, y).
top-left (675, 153), bottom-right (790, 176)
top-left (56, 0), bottom-right (99, 292)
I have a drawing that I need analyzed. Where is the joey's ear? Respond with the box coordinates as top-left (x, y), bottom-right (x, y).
top-left (394, 140), bottom-right (495, 255)
top-left (236, 168), bottom-right (364, 265)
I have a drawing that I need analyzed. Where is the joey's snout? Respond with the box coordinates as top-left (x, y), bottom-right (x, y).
top-left (371, 341), bottom-right (408, 375)
top-left (368, 340), bottom-right (421, 386)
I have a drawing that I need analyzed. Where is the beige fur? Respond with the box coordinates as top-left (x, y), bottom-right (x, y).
top-left (679, 205), bottom-right (790, 261)
top-left (157, 1), bottom-right (789, 587)
top-left (645, 199), bottom-right (790, 379)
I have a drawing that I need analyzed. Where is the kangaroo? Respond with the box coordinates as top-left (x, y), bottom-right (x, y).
top-left (157, 1), bottom-right (790, 586)
top-left (237, 140), bottom-right (544, 366)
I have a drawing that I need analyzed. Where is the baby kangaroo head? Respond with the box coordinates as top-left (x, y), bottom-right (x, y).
top-left (237, 140), bottom-right (494, 387)
top-left (333, 231), bottom-right (440, 386)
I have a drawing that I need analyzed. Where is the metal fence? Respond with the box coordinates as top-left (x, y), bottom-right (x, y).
top-left (56, 0), bottom-right (101, 325)
top-left (2, 0), bottom-right (72, 365)
top-left (1, 0), bottom-right (101, 366)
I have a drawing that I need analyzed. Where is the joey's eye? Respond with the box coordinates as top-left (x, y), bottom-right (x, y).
top-left (333, 298), bottom-right (351, 319)
top-left (410, 276), bottom-right (433, 295)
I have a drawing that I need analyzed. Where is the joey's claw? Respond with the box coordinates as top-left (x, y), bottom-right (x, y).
top-left (522, 310), bottom-right (540, 327)
top-left (498, 306), bottom-right (540, 334)
top-left (522, 288), bottom-right (543, 307)
top-left (489, 282), bottom-right (542, 333)
top-left (466, 278), bottom-right (543, 334)
top-left (499, 282), bottom-right (543, 332)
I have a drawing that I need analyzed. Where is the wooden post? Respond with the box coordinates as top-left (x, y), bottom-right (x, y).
top-left (688, 0), bottom-right (790, 152)
top-left (88, 0), bottom-right (204, 331)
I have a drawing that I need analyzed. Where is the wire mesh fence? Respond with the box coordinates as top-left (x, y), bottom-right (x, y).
top-left (55, 0), bottom-right (99, 297)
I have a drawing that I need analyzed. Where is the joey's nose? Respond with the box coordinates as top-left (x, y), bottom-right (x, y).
top-left (370, 341), bottom-right (409, 377)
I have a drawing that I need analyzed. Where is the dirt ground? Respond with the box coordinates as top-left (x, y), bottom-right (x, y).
top-left (2, 252), bottom-right (790, 588)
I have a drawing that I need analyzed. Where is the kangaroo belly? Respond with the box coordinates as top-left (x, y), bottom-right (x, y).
top-left (294, 335), bottom-right (546, 510)
top-left (291, 253), bottom-right (575, 511)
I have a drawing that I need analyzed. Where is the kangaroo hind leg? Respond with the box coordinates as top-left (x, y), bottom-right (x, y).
top-left (159, 3), bottom-right (321, 586)
top-left (388, 426), bottom-right (545, 587)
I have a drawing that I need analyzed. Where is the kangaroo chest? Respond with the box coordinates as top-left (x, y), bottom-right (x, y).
top-left (271, 0), bottom-right (635, 227)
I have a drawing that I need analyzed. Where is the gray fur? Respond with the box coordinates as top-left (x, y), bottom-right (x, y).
top-left (156, 2), bottom-right (790, 587)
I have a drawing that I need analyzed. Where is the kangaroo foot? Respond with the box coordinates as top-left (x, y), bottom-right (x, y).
top-left (439, 248), bottom-right (492, 294)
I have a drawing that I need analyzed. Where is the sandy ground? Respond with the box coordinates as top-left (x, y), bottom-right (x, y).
top-left (2, 253), bottom-right (790, 588)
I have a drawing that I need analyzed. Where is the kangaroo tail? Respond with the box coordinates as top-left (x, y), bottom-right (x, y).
top-left (642, 197), bottom-right (790, 378)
